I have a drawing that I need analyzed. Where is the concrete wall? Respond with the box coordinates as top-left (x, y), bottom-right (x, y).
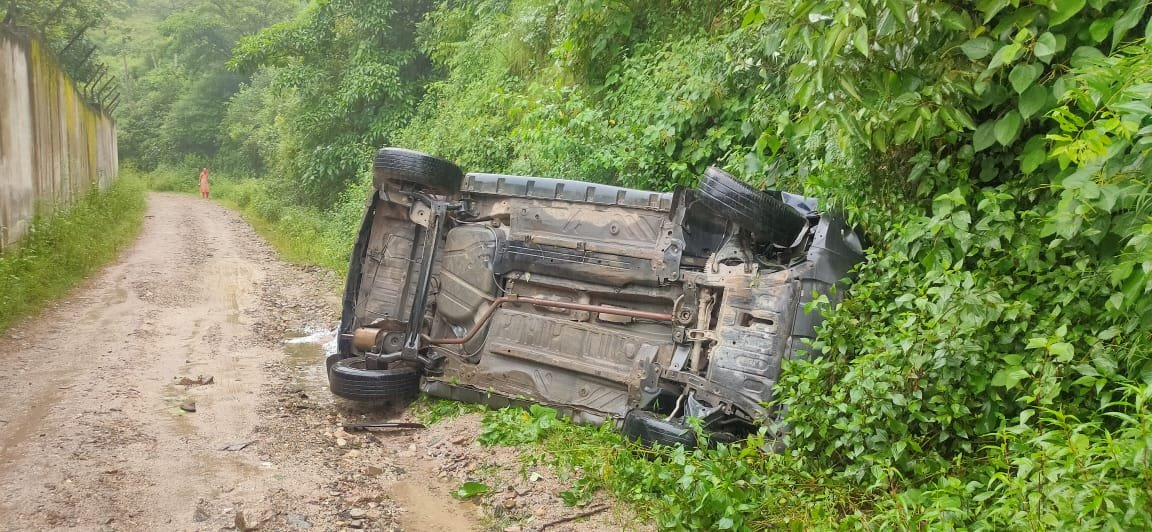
top-left (0, 28), bottom-right (118, 251)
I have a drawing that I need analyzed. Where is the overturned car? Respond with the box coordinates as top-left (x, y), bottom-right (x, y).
top-left (327, 148), bottom-right (863, 446)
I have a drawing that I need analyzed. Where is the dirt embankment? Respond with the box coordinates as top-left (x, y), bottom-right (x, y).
top-left (0, 193), bottom-right (641, 532)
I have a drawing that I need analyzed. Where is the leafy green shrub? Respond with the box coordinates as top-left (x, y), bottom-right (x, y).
top-left (251, 194), bottom-right (283, 223)
top-left (398, 1), bottom-right (780, 189)
top-left (479, 404), bottom-right (560, 446)
top-left (476, 407), bottom-right (858, 530)
top-left (407, 1), bottom-right (1152, 528)
top-left (143, 166), bottom-right (199, 193)
top-left (234, 186), bottom-right (253, 208)
top-left (202, 173), bottom-right (365, 274)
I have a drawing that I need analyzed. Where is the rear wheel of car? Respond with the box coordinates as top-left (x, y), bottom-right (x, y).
top-left (695, 167), bottom-right (809, 247)
top-left (329, 356), bottom-right (422, 402)
top-left (373, 147), bottom-right (464, 195)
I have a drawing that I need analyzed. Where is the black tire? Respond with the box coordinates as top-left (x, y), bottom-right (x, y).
top-left (695, 166), bottom-right (808, 247)
top-left (329, 356), bottom-right (421, 402)
top-left (373, 147), bottom-right (464, 195)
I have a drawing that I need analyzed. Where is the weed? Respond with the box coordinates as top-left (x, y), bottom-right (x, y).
top-left (479, 404), bottom-right (560, 446)
top-left (410, 395), bottom-right (485, 425)
top-left (0, 174), bottom-right (146, 333)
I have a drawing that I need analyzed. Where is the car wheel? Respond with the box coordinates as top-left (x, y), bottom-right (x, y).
top-left (695, 166), bottom-right (809, 248)
top-left (328, 356), bottom-right (421, 402)
top-left (373, 147), bottom-right (464, 195)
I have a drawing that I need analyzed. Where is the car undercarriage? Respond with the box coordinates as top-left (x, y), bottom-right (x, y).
top-left (327, 148), bottom-right (863, 446)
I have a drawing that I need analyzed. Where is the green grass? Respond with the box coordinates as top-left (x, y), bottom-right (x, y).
top-left (212, 178), bottom-right (358, 274)
top-left (411, 395), bottom-right (487, 425)
top-left (476, 404), bottom-right (861, 530)
top-left (0, 172), bottom-right (147, 333)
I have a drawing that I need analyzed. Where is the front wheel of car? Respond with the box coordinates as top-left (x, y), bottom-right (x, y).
top-left (328, 356), bottom-right (422, 402)
top-left (373, 147), bottom-right (464, 195)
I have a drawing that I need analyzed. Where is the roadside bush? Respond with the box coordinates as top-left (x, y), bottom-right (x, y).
top-left (143, 166), bottom-right (200, 193)
top-left (405, 0), bottom-right (1152, 528)
top-left (206, 174), bottom-right (368, 274)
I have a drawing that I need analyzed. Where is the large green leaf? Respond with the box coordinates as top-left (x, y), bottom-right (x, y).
top-left (452, 481), bottom-right (490, 500)
top-left (961, 37), bottom-right (997, 60)
top-left (1049, 0), bottom-right (1086, 25)
top-left (1113, 0), bottom-right (1148, 48)
top-left (1009, 63), bottom-right (1043, 93)
top-left (1089, 18), bottom-right (1114, 43)
top-left (995, 111), bottom-right (1023, 145)
top-left (977, 0), bottom-right (1012, 22)
top-left (1020, 135), bottom-right (1048, 173)
top-left (853, 25), bottom-right (870, 56)
top-left (988, 43), bottom-right (1023, 70)
top-left (1019, 84), bottom-right (1049, 118)
top-left (992, 366), bottom-right (1030, 388)
top-left (1034, 32), bottom-right (1059, 63)
top-left (974, 120), bottom-right (997, 151)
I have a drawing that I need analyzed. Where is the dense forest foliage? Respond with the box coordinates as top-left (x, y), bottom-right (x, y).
top-left (32, 0), bottom-right (1152, 527)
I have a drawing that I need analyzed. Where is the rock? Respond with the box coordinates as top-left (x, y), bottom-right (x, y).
top-left (364, 466), bottom-right (383, 476)
top-left (452, 435), bottom-right (470, 445)
top-left (178, 375), bottom-right (214, 386)
top-left (285, 514), bottom-right (312, 530)
top-left (501, 498), bottom-right (518, 509)
top-left (335, 438), bottom-right (347, 448)
top-left (504, 527), bottom-right (523, 532)
top-left (349, 520), bottom-right (364, 529)
top-left (348, 508), bottom-right (366, 519)
top-left (234, 510), bottom-right (247, 531)
top-left (180, 400), bottom-right (197, 413)
top-left (192, 506), bottom-right (211, 522)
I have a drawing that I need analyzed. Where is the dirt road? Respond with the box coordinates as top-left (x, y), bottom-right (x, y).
top-left (0, 193), bottom-right (638, 532)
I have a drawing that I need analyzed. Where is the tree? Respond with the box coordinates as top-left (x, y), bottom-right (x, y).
top-left (230, 0), bottom-right (437, 204)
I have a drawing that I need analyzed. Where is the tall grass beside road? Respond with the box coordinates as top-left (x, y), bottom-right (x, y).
top-left (0, 173), bottom-right (146, 333)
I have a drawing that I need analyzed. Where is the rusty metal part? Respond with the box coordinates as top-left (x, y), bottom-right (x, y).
top-left (424, 295), bottom-right (674, 346)
top-left (352, 327), bottom-right (383, 351)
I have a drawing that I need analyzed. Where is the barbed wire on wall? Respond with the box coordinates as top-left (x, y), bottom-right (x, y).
top-left (1, 0), bottom-right (118, 114)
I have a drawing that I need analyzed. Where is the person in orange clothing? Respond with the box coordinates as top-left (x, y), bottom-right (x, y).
top-left (198, 167), bottom-right (210, 199)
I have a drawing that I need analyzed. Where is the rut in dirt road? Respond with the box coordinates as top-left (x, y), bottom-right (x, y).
top-left (0, 193), bottom-right (644, 532)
